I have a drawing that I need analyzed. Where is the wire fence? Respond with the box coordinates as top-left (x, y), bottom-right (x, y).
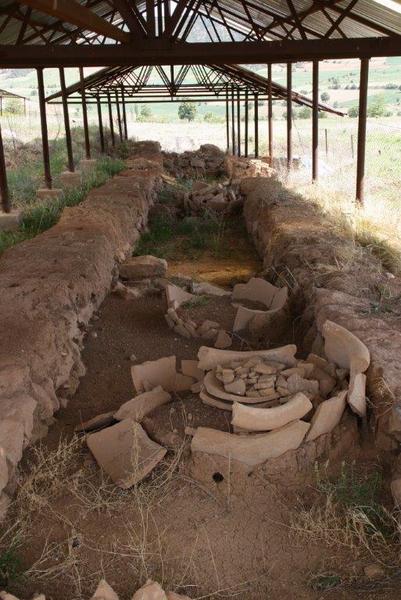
top-left (261, 115), bottom-right (401, 213)
top-left (2, 101), bottom-right (400, 223)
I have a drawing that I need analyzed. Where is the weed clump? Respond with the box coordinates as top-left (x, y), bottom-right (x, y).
top-left (292, 463), bottom-right (399, 563)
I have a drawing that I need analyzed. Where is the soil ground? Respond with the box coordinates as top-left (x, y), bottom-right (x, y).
top-left (3, 184), bottom-right (401, 600)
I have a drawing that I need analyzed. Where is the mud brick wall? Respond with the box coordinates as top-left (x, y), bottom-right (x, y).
top-left (241, 176), bottom-right (401, 460)
top-left (0, 141), bottom-right (162, 516)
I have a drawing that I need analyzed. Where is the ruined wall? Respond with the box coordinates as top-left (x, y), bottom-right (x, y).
top-left (241, 176), bottom-right (401, 460)
top-left (0, 141), bottom-right (163, 516)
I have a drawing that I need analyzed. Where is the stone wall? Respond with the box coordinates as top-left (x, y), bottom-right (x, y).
top-left (241, 176), bottom-right (401, 463)
top-left (0, 141), bottom-right (162, 516)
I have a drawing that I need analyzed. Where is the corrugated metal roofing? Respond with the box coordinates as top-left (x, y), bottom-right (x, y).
top-left (0, 0), bottom-right (400, 46)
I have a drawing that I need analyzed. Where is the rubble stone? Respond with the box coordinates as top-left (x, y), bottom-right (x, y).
top-left (214, 330), bottom-right (232, 349)
top-left (120, 255), bottom-right (167, 280)
top-left (224, 378), bottom-right (246, 396)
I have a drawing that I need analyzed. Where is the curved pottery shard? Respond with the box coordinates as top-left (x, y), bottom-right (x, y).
top-left (348, 372), bottom-right (367, 417)
top-left (200, 389), bottom-right (233, 411)
top-left (166, 283), bottom-right (194, 309)
top-left (306, 390), bottom-right (347, 441)
top-left (232, 278), bottom-right (288, 332)
top-left (131, 356), bottom-right (194, 393)
top-left (204, 371), bottom-right (278, 404)
top-left (114, 386), bottom-right (171, 422)
top-left (197, 344), bottom-right (297, 371)
top-left (232, 393), bottom-right (313, 432)
top-left (191, 420), bottom-right (310, 466)
top-left (322, 320), bottom-right (370, 374)
top-left (200, 390), bottom-right (279, 412)
top-left (91, 579), bottom-right (119, 600)
top-left (322, 320), bottom-right (370, 417)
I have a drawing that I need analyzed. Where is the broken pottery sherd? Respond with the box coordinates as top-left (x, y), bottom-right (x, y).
top-left (306, 390), bottom-right (347, 441)
top-left (165, 283), bottom-right (194, 309)
top-left (225, 378), bottom-right (246, 396)
top-left (191, 420), bottom-right (310, 466)
top-left (75, 411), bottom-right (115, 433)
top-left (131, 356), bottom-right (194, 393)
top-left (284, 373), bottom-right (319, 397)
top-left (204, 371), bottom-right (280, 404)
top-left (131, 580), bottom-right (167, 600)
top-left (232, 278), bottom-right (288, 332)
top-left (181, 359), bottom-right (204, 381)
top-left (91, 579), bottom-right (119, 600)
top-left (232, 392), bottom-right (313, 432)
top-left (87, 419), bottom-right (166, 489)
top-left (198, 320), bottom-right (220, 336)
top-left (214, 330), bottom-right (232, 349)
top-left (197, 345), bottom-right (297, 371)
top-left (200, 389), bottom-right (233, 411)
top-left (114, 386), bottom-right (171, 422)
top-left (348, 372), bottom-right (367, 417)
top-left (322, 320), bottom-right (370, 375)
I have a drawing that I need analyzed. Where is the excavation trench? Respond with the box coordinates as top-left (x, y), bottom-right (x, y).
top-left (2, 147), bottom-right (398, 600)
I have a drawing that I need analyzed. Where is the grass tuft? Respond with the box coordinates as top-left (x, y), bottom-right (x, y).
top-left (292, 463), bottom-right (399, 564)
top-left (0, 156), bottom-right (125, 256)
top-left (0, 546), bottom-right (23, 587)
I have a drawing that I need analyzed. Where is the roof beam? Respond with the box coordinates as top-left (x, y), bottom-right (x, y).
top-left (15, 0), bottom-right (130, 43)
top-left (111, 0), bottom-right (147, 38)
top-left (1, 36), bottom-right (401, 68)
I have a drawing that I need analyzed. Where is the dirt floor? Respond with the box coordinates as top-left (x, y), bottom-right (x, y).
top-left (3, 185), bottom-right (401, 600)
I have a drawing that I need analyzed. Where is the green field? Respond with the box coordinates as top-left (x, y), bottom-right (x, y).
top-left (2, 56), bottom-right (401, 120)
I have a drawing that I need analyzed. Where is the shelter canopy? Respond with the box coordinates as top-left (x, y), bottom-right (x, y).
top-left (46, 63), bottom-right (344, 115)
top-left (0, 0), bottom-right (401, 66)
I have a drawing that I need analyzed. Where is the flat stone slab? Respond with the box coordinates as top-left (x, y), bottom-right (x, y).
top-left (0, 210), bottom-right (21, 232)
top-left (36, 188), bottom-right (63, 201)
top-left (80, 158), bottom-right (97, 172)
top-left (59, 170), bottom-right (82, 189)
top-left (120, 255), bottom-right (167, 280)
top-left (87, 419), bottom-right (167, 489)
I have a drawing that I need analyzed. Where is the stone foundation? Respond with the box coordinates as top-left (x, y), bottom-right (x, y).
top-left (0, 141), bottom-right (162, 515)
top-left (0, 210), bottom-right (21, 232)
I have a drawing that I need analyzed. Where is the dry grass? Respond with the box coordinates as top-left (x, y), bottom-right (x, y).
top-left (296, 180), bottom-right (401, 277)
top-left (0, 433), bottom-right (196, 598)
top-left (291, 463), bottom-right (400, 571)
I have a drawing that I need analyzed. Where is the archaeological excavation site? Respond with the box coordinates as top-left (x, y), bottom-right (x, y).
top-left (0, 138), bottom-right (401, 599)
top-left (1, 2), bottom-right (401, 600)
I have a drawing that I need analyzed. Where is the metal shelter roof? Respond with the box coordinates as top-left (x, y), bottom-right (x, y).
top-left (46, 63), bottom-right (344, 115)
top-left (0, 87), bottom-right (26, 100)
top-left (0, 1), bottom-right (400, 67)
